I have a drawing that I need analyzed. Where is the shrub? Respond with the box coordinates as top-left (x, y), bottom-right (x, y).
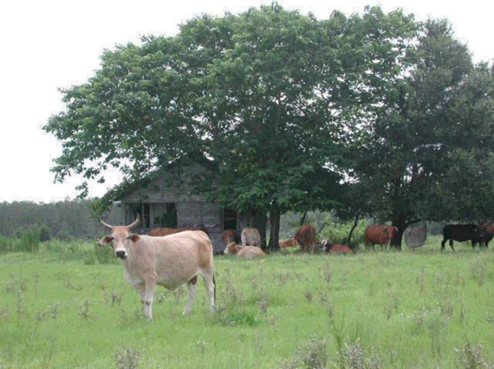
top-left (0, 234), bottom-right (14, 253)
top-left (93, 243), bottom-right (117, 264)
top-left (319, 216), bottom-right (369, 248)
top-left (39, 225), bottom-right (51, 242)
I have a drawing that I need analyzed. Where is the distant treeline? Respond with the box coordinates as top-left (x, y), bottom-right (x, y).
top-left (0, 200), bottom-right (121, 240)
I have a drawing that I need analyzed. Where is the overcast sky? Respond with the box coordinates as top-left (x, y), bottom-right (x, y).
top-left (1, 0), bottom-right (492, 203)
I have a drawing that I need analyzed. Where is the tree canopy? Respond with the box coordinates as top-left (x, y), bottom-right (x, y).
top-left (44, 4), bottom-right (494, 249)
top-left (346, 19), bottom-right (494, 246)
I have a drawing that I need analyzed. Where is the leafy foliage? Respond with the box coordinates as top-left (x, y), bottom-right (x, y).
top-left (43, 5), bottom-right (494, 249)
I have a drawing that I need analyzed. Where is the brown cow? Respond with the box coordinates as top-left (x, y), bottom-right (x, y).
top-left (279, 237), bottom-right (298, 250)
top-left (321, 240), bottom-right (355, 254)
top-left (221, 229), bottom-right (241, 247)
top-left (223, 242), bottom-right (266, 259)
top-left (241, 227), bottom-right (261, 247)
top-left (477, 222), bottom-right (494, 248)
top-left (150, 226), bottom-right (210, 237)
top-left (364, 225), bottom-right (398, 250)
top-left (98, 215), bottom-right (215, 319)
top-left (294, 224), bottom-right (317, 253)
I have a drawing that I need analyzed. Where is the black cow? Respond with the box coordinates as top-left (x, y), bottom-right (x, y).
top-left (477, 222), bottom-right (494, 248)
top-left (441, 224), bottom-right (484, 251)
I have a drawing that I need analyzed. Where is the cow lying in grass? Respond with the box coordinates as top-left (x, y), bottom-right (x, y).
top-left (98, 215), bottom-right (215, 319)
top-left (321, 240), bottom-right (355, 254)
top-left (223, 242), bottom-right (266, 259)
top-left (279, 237), bottom-right (298, 250)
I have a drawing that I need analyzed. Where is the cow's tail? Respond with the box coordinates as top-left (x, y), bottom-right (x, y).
top-left (213, 274), bottom-right (217, 303)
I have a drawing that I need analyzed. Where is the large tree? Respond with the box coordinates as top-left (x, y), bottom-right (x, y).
top-left (44, 4), bottom-right (418, 249)
top-left (348, 19), bottom-right (494, 248)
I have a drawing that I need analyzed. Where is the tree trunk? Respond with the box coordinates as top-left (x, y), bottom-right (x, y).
top-left (390, 215), bottom-right (408, 250)
top-left (347, 212), bottom-right (360, 245)
top-left (300, 210), bottom-right (308, 226)
top-left (253, 210), bottom-right (268, 250)
top-left (268, 207), bottom-right (281, 252)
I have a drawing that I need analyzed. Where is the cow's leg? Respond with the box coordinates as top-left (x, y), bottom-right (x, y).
top-left (201, 271), bottom-right (216, 312)
top-left (441, 238), bottom-right (447, 251)
top-left (183, 276), bottom-right (198, 315)
top-left (449, 239), bottom-right (455, 252)
top-left (141, 276), bottom-right (157, 319)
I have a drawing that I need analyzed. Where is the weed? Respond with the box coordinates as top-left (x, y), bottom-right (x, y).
top-left (4, 271), bottom-right (27, 295)
top-left (33, 272), bottom-right (39, 299)
top-left (341, 340), bottom-right (385, 369)
top-left (416, 265), bottom-right (426, 293)
top-left (77, 300), bottom-right (95, 320)
top-left (428, 314), bottom-right (445, 359)
top-left (257, 290), bottom-right (269, 318)
top-left (470, 258), bottom-right (487, 287)
top-left (319, 262), bottom-right (332, 285)
top-left (115, 347), bottom-right (140, 369)
top-left (384, 304), bottom-right (392, 320)
top-left (330, 315), bottom-right (347, 367)
top-left (276, 271), bottom-right (290, 288)
top-left (196, 339), bottom-right (207, 354)
top-left (410, 306), bottom-right (429, 335)
top-left (304, 289), bottom-right (314, 304)
top-left (281, 337), bottom-right (328, 369)
top-left (0, 307), bottom-right (10, 322)
top-left (16, 289), bottom-right (24, 315)
top-left (211, 305), bottom-right (262, 327)
top-left (439, 298), bottom-right (454, 319)
top-left (35, 302), bottom-right (61, 321)
top-left (455, 339), bottom-right (492, 369)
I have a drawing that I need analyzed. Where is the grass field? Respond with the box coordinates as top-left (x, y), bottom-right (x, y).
top-left (1, 236), bottom-right (494, 368)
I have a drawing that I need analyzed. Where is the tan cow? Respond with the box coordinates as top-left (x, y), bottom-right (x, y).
top-left (98, 215), bottom-right (215, 319)
top-left (241, 227), bottom-right (261, 247)
top-left (223, 242), bottom-right (266, 259)
top-left (279, 237), bottom-right (298, 250)
top-left (149, 226), bottom-right (210, 237)
top-left (364, 224), bottom-right (398, 250)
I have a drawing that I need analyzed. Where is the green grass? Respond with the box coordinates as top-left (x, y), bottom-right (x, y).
top-left (0, 236), bottom-right (494, 368)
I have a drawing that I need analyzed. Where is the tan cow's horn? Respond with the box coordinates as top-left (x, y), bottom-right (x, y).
top-left (99, 218), bottom-right (113, 230)
top-left (128, 214), bottom-right (140, 230)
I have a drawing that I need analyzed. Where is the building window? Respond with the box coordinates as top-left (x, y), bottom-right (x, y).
top-left (127, 203), bottom-right (177, 229)
top-left (151, 203), bottom-right (177, 228)
top-left (222, 208), bottom-right (237, 231)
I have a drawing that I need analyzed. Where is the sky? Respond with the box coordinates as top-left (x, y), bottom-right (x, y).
top-left (1, 0), bottom-right (493, 203)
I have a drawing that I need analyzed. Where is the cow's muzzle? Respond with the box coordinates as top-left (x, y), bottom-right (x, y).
top-left (115, 250), bottom-right (127, 259)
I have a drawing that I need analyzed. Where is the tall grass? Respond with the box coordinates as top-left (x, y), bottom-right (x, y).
top-left (0, 228), bottom-right (40, 253)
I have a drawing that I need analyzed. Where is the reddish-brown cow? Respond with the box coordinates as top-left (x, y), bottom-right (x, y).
top-left (294, 224), bottom-right (317, 253)
top-left (221, 229), bottom-right (241, 247)
top-left (321, 240), bottom-right (355, 254)
top-left (478, 222), bottom-right (494, 248)
top-left (364, 225), bottom-right (398, 250)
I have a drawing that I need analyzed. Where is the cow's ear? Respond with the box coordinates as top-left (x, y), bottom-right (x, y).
top-left (98, 236), bottom-right (113, 246)
top-left (128, 234), bottom-right (140, 243)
